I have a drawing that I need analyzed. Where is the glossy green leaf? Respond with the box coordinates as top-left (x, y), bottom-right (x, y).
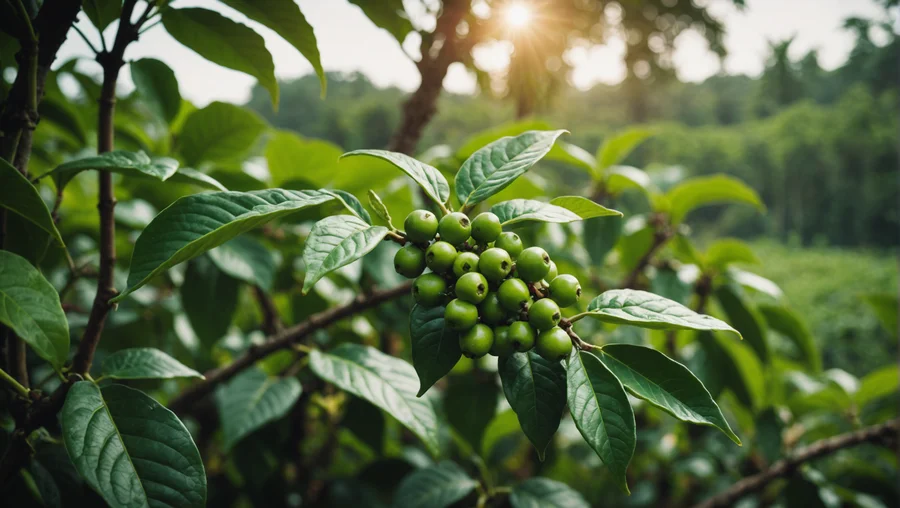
top-left (491, 198), bottom-right (620, 227)
top-left (265, 130), bottom-right (341, 187)
top-left (326, 189), bottom-right (372, 224)
top-left (368, 189), bottom-right (393, 226)
top-left (176, 101), bottom-right (267, 166)
top-left (163, 8), bottom-right (279, 107)
top-left (302, 215), bottom-right (388, 293)
top-left (349, 0), bottom-right (413, 44)
top-left (715, 285), bottom-right (770, 363)
top-left (595, 128), bottom-right (653, 173)
top-left (510, 477), bottom-right (590, 508)
top-left (215, 368), bottom-right (302, 451)
top-left (167, 167), bottom-right (229, 191)
top-left (61, 382), bottom-right (206, 507)
top-left (598, 344), bottom-right (740, 444)
top-left (392, 461), bottom-right (476, 508)
top-left (43, 150), bottom-right (179, 190)
top-left (445, 375), bottom-right (498, 449)
top-left (758, 303), bottom-right (820, 372)
top-left (567, 349), bottom-right (635, 493)
top-left (0, 158), bottom-right (64, 247)
top-left (699, 332), bottom-right (766, 411)
top-left (410, 304), bottom-right (461, 397)
top-left (101, 347), bottom-right (203, 380)
top-left (854, 365), bottom-right (898, 409)
top-left (498, 351), bottom-right (567, 460)
top-left (342, 150), bottom-right (450, 206)
top-left (208, 236), bottom-right (276, 291)
top-left (116, 189), bottom-right (336, 301)
top-left (309, 344), bottom-right (440, 455)
top-left (728, 268), bottom-right (783, 300)
top-left (704, 238), bottom-right (759, 271)
top-left (548, 196), bottom-right (622, 219)
top-left (584, 289), bottom-right (742, 337)
top-left (583, 215), bottom-right (623, 268)
top-left (0, 251), bottom-right (68, 369)
top-left (181, 255), bottom-right (239, 346)
top-left (605, 165), bottom-right (652, 195)
top-left (665, 174), bottom-right (765, 225)
top-left (219, 0), bottom-right (325, 92)
top-left (456, 130), bottom-right (567, 207)
top-left (82, 0), bottom-right (121, 32)
top-left (130, 58), bottom-right (181, 123)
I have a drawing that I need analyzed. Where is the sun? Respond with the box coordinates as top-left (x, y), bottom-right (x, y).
top-left (504, 2), bottom-right (532, 29)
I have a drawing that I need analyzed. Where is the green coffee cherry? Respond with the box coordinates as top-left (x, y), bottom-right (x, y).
top-left (546, 261), bottom-right (558, 281)
top-left (445, 299), bottom-right (479, 331)
top-left (498, 278), bottom-right (531, 312)
top-left (535, 327), bottom-right (572, 361)
top-left (425, 241), bottom-right (457, 273)
top-left (412, 273), bottom-right (447, 307)
top-left (438, 212), bottom-right (472, 246)
top-left (529, 298), bottom-right (561, 331)
top-left (471, 212), bottom-right (502, 243)
top-left (490, 325), bottom-right (514, 356)
top-left (517, 246), bottom-right (551, 282)
top-left (456, 272), bottom-right (489, 304)
top-left (404, 210), bottom-right (438, 243)
top-left (507, 321), bottom-right (536, 351)
top-left (479, 293), bottom-right (507, 325)
top-left (393, 244), bottom-right (426, 278)
top-left (452, 252), bottom-right (480, 278)
top-left (479, 247), bottom-right (513, 282)
top-left (549, 274), bottom-right (581, 308)
top-left (460, 323), bottom-right (494, 358)
top-left (494, 232), bottom-right (524, 258)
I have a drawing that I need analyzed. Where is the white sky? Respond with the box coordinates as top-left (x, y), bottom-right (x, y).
top-left (55, 0), bottom-right (895, 106)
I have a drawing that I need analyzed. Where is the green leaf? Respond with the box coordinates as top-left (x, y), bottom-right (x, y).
top-left (491, 198), bottom-right (620, 227)
top-left (349, 0), bottom-right (413, 44)
top-left (43, 150), bottom-right (180, 190)
top-left (116, 189), bottom-right (337, 302)
top-left (583, 289), bottom-right (742, 337)
top-left (130, 58), bottom-right (181, 123)
top-left (456, 130), bottom-right (567, 208)
top-left (727, 268), bottom-right (783, 300)
top-left (176, 101), bottom-right (267, 166)
top-left (163, 8), bottom-right (279, 107)
top-left (368, 189), bottom-right (393, 226)
top-left (342, 150), bottom-right (450, 207)
top-left (510, 478), bottom-right (590, 508)
top-left (326, 189), bottom-right (372, 224)
top-left (704, 238), bottom-right (759, 271)
top-left (392, 461), bottom-right (476, 508)
top-left (409, 304), bottom-right (461, 397)
top-left (309, 344), bottom-right (440, 455)
top-left (854, 365), bottom-right (898, 409)
top-left (498, 351), bottom-right (566, 460)
top-left (0, 251), bottom-right (68, 369)
top-left (181, 256), bottom-right (239, 346)
top-left (566, 350), bottom-right (635, 493)
top-left (444, 375), bottom-right (498, 449)
top-left (167, 167), bottom-right (229, 191)
top-left (698, 332), bottom-right (765, 411)
top-left (0, 158), bottom-right (65, 247)
top-left (208, 235), bottom-right (277, 291)
top-left (82, 0), bottom-right (121, 32)
top-left (265, 130), bottom-right (341, 187)
top-left (598, 344), bottom-right (740, 445)
top-left (61, 382), bottom-right (206, 508)
top-left (101, 347), bottom-right (203, 380)
top-left (860, 292), bottom-right (898, 335)
top-left (665, 174), bottom-right (765, 225)
top-left (715, 285), bottom-right (770, 363)
top-left (583, 215), bottom-right (623, 267)
top-left (595, 128), bottom-right (654, 174)
top-left (215, 368), bottom-right (302, 451)
top-left (605, 165), bottom-right (652, 196)
top-left (219, 0), bottom-right (326, 93)
top-left (757, 304), bottom-right (820, 372)
top-left (301, 215), bottom-right (388, 294)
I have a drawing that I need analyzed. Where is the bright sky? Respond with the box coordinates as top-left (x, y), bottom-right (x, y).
top-left (55, 0), bottom-right (894, 106)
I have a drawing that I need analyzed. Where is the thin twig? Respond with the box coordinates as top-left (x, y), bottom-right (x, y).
top-left (691, 418), bottom-right (899, 508)
top-left (559, 318), bottom-right (598, 351)
top-left (252, 286), bottom-right (283, 335)
top-left (621, 227), bottom-right (672, 289)
top-left (0, 366), bottom-right (30, 398)
top-left (72, 24), bottom-right (101, 54)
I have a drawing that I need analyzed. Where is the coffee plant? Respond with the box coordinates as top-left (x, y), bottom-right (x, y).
top-left (1, 1), bottom-right (897, 507)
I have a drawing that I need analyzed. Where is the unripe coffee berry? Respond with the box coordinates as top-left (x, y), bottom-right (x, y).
top-left (507, 321), bottom-right (536, 351)
top-left (479, 293), bottom-right (507, 325)
top-left (460, 324), bottom-right (494, 358)
top-left (494, 232), bottom-right (524, 258)
top-left (517, 247), bottom-right (551, 282)
top-left (549, 274), bottom-right (582, 308)
top-left (404, 210), bottom-right (438, 243)
top-left (445, 299), bottom-right (479, 330)
top-left (394, 244), bottom-right (426, 278)
top-left (490, 325), bottom-right (514, 356)
top-left (535, 327), bottom-right (572, 361)
top-left (546, 261), bottom-right (558, 281)
top-left (412, 273), bottom-right (447, 307)
top-left (479, 247), bottom-right (513, 282)
top-left (471, 212), bottom-right (502, 243)
top-left (456, 272), bottom-right (489, 304)
top-left (452, 252), bottom-right (480, 278)
top-left (498, 278), bottom-right (531, 312)
top-left (529, 298), bottom-right (561, 330)
top-left (425, 241), bottom-right (457, 273)
top-left (438, 212), bottom-right (472, 246)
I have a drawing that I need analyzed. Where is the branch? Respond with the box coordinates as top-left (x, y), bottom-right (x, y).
top-left (620, 227), bottom-right (672, 289)
top-left (253, 286), bottom-right (283, 335)
top-left (691, 418), bottom-right (899, 508)
top-left (167, 282), bottom-right (412, 415)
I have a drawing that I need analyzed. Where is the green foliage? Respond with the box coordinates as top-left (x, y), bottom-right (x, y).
top-left (0, 158), bottom-right (64, 248)
top-left (391, 461), bottom-right (476, 508)
top-left (130, 58), bottom-right (182, 124)
top-left (215, 368), bottom-right (302, 451)
top-left (583, 289), bottom-right (741, 336)
top-left (101, 347), bottom-right (203, 380)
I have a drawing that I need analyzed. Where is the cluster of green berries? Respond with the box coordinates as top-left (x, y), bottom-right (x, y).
top-left (394, 209), bottom-right (583, 362)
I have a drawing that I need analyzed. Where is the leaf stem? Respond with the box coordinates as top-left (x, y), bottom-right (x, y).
top-left (567, 312), bottom-right (589, 323)
top-left (0, 367), bottom-right (30, 398)
top-left (12, 0), bottom-right (37, 42)
top-left (559, 318), bottom-right (599, 351)
top-left (72, 24), bottom-right (101, 54)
